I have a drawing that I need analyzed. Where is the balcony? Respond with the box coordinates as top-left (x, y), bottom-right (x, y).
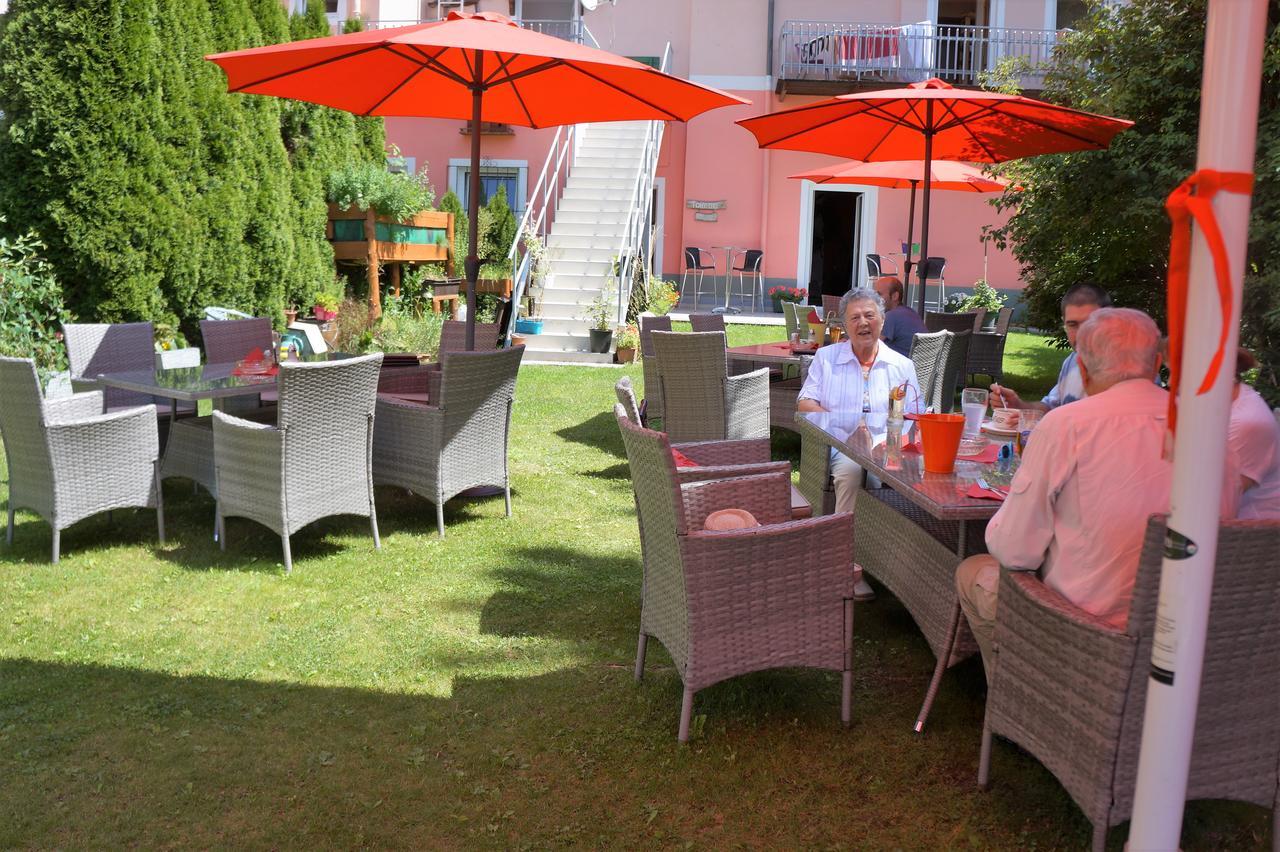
top-left (361, 17), bottom-right (585, 43)
top-left (776, 20), bottom-right (1062, 96)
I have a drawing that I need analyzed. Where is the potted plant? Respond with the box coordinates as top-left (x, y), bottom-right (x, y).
top-left (614, 324), bottom-right (640, 363)
top-left (956, 279), bottom-right (1007, 329)
top-left (583, 293), bottom-right (615, 354)
top-left (314, 292), bottom-right (341, 322)
top-left (284, 305), bottom-right (299, 325)
top-left (768, 286), bottom-right (807, 313)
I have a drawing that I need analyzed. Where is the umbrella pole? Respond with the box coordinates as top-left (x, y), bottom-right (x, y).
top-left (464, 53), bottom-right (484, 351)
top-left (904, 179), bottom-right (918, 286)
top-left (1128, 0), bottom-right (1266, 847)
top-left (916, 108), bottom-right (934, 318)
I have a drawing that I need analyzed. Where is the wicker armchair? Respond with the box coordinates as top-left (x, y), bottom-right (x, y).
top-left (63, 321), bottom-right (157, 411)
top-left (440, 319), bottom-right (500, 353)
top-left (199, 317), bottom-right (273, 364)
top-left (978, 516), bottom-right (1280, 852)
top-left (783, 301), bottom-right (808, 339)
top-left (910, 329), bottom-right (969, 413)
top-left (910, 330), bottom-right (948, 412)
top-left (822, 294), bottom-right (842, 318)
top-left (0, 356), bottom-right (163, 563)
top-left (966, 308), bottom-right (1013, 383)
top-left (651, 331), bottom-right (769, 443)
top-left (688, 313), bottom-right (725, 333)
top-left (212, 353), bottom-right (384, 572)
top-left (372, 346), bottom-right (523, 537)
top-left (615, 404), bottom-right (857, 741)
top-left (615, 377), bottom-right (810, 519)
top-left (925, 311), bottom-right (978, 333)
top-left (639, 315), bottom-right (673, 424)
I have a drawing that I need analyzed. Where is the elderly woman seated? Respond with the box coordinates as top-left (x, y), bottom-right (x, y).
top-left (797, 287), bottom-right (923, 600)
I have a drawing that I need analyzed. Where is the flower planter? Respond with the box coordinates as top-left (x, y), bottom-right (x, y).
top-left (314, 306), bottom-right (338, 322)
top-left (771, 299), bottom-right (785, 314)
top-left (514, 317), bottom-right (543, 335)
top-left (615, 346), bottom-right (637, 364)
top-left (284, 308), bottom-right (299, 326)
top-left (510, 333), bottom-right (527, 349)
top-left (588, 328), bottom-right (613, 354)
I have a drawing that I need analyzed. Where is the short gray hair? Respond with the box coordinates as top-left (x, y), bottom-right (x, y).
top-left (838, 287), bottom-right (885, 320)
top-left (1075, 307), bottom-right (1160, 384)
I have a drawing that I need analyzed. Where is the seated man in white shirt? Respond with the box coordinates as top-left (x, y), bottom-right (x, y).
top-left (1230, 348), bottom-right (1280, 519)
top-left (798, 287), bottom-right (922, 600)
top-left (955, 308), bottom-right (1240, 678)
top-left (990, 282), bottom-right (1112, 412)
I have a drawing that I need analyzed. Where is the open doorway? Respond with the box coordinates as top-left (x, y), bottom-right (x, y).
top-left (935, 0), bottom-right (987, 81)
top-left (807, 190), bottom-right (863, 307)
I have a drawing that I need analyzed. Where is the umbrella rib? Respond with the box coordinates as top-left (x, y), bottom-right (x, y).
top-left (488, 52), bottom-right (540, 127)
top-left (363, 62), bottom-right (429, 116)
top-left (561, 64), bottom-right (682, 120)
top-left (397, 43), bottom-right (473, 88)
top-left (487, 58), bottom-right (565, 89)
top-left (226, 43), bottom-right (389, 93)
top-left (750, 100), bottom-right (883, 147)
top-left (936, 101), bottom-right (1001, 161)
top-left (986, 102), bottom-right (1118, 148)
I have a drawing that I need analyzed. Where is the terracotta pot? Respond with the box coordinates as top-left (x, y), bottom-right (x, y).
top-left (615, 346), bottom-right (636, 364)
top-left (284, 308), bottom-right (298, 325)
top-left (511, 334), bottom-right (527, 348)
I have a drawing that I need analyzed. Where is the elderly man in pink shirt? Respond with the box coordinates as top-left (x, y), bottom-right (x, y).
top-left (955, 308), bottom-right (1241, 676)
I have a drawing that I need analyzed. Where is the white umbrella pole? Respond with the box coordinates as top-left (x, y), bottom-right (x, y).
top-left (1127, 1), bottom-right (1266, 848)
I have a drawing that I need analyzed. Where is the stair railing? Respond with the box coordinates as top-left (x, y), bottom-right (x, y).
top-left (610, 41), bottom-right (672, 327)
top-left (503, 123), bottom-right (579, 343)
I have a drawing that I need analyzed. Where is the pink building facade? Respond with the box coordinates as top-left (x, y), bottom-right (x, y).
top-left (290, 0), bottom-right (1088, 307)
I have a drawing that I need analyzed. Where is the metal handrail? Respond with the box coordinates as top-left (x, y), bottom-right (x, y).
top-left (777, 20), bottom-right (1063, 88)
top-left (362, 17), bottom-right (584, 42)
top-left (609, 41), bottom-right (673, 326)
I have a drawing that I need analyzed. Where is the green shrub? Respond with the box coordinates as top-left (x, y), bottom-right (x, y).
top-left (480, 185), bottom-right (518, 277)
top-left (0, 226), bottom-right (71, 375)
top-left (374, 297), bottom-right (444, 357)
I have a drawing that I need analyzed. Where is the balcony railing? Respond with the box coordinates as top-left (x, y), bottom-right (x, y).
top-left (361, 17), bottom-right (587, 44)
top-left (778, 20), bottom-right (1063, 89)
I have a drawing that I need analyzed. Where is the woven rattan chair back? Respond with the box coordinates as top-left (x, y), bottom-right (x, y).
top-left (614, 377), bottom-right (642, 425)
top-left (436, 346), bottom-right (522, 430)
top-left (200, 317), bottom-right (273, 365)
top-left (440, 320), bottom-right (500, 353)
top-left (783, 301), bottom-right (808, 338)
top-left (63, 321), bottom-right (156, 409)
top-left (276, 354), bottom-right (383, 506)
top-left (910, 330), bottom-right (949, 411)
top-left (991, 307), bottom-right (1013, 334)
top-left (924, 311), bottom-right (977, 333)
top-left (0, 357), bottom-right (55, 504)
top-left (933, 330), bottom-right (971, 413)
top-left (821, 294), bottom-right (842, 318)
top-left (614, 403), bottom-right (689, 663)
top-left (688, 313), bottom-right (725, 333)
top-left (651, 331), bottom-right (729, 442)
top-left (639, 315), bottom-right (672, 357)
top-left (970, 309), bottom-right (987, 333)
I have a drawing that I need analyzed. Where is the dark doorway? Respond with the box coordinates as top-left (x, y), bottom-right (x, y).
top-left (808, 190), bottom-right (861, 306)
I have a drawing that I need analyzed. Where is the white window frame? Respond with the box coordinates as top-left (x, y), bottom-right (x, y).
top-left (795, 181), bottom-right (879, 294)
top-left (448, 158), bottom-right (529, 217)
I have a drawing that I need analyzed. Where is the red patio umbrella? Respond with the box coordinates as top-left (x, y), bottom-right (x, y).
top-left (788, 159), bottom-right (1010, 282)
top-left (207, 11), bottom-right (746, 349)
top-left (739, 78), bottom-right (1132, 315)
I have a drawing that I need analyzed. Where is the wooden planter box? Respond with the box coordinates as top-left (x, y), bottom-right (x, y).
top-left (327, 203), bottom-right (455, 317)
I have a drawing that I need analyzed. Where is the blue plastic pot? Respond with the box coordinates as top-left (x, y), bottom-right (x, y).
top-left (514, 318), bottom-right (543, 335)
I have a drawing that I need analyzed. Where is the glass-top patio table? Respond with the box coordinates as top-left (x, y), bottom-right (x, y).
top-left (95, 362), bottom-right (279, 407)
top-left (795, 409), bottom-right (1012, 732)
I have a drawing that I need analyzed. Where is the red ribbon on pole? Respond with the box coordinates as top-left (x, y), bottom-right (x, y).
top-left (1164, 169), bottom-right (1253, 436)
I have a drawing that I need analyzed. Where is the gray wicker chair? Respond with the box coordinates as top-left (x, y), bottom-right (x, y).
top-left (372, 346), bottom-right (523, 537)
top-left (199, 317), bottom-right (273, 365)
top-left (910, 330), bottom-right (948, 412)
top-left (966, 307), bottom-right (1013, 383)
top-left (822, 294), bottom-right (842, 318)
top-left (63, 321), bottom-right (157, 410)
top-left (978, 516), bottom-right (1280, 852)
top-left (688, 313), bottom-right (725, 333)
top-left (615, 377), bottom-right (810, 519)
top-left (440, 319), bottom-right (500, 353)
top-left (934, 330), bottom-right (971, 414)
top-left (639, 315), bottom-right (672, 424)
top-left (783, 301), bottom-right (809, 339)
top-left (0, 356), bottom-right (163, 563)
top-left (615, 404), bottom-right (856, 742)
top-left (212, 353), bottom-right (384, 572)
top-left (651, 331), bottom-right (769, 443)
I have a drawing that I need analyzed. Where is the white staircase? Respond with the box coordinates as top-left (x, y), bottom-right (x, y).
top-left (521, 121), bottom-right (650, 364)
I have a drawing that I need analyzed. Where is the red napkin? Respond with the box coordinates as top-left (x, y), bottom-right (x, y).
top-left (956, 443), bottom-right (1001, 464)
top-left (232, 363), bottom-right (278, 377)
top-left (902, 440), bottom-right (923, 454)
top-left (806, 309), bottom-right (821, 324)
top-left (671, 448), bottom-right (700, 468)
top-left (242, 347), bottom-right (265, 363)
top-left (964, 483), bottom-right (1006, 501)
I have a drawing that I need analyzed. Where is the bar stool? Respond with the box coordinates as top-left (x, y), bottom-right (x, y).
top-left (727, 249), bottom-right (764, 312)
top-left (680, 247), bottom-right (718, 310)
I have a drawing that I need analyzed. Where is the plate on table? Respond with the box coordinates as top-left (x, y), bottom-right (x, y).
top-left (980, 421), bottom-right (1019, 438)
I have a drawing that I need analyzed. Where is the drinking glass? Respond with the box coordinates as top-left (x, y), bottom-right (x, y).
top-left (961, 387), bottom-right (989, 438)
top-left (1016, 408), bottom-right (1043, 456)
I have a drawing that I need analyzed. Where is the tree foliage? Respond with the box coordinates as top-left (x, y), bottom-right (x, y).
top-left (0, 0), bottom-right (384, 336)
top-left (987, 0), bottom-right (1280, 400)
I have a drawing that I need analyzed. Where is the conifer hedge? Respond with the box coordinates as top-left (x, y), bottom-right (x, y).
top-left (0, 0), bottom-right (384, 336)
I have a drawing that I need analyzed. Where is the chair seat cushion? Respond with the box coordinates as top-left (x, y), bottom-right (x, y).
top-left (671, 448), bottom-right (700, 468)
top-left (790, 485), bottom-right (812, 520)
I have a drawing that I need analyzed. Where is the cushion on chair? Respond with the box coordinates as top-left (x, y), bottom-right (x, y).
top-left (671, 448), bottom-right (701, 468)
top-left (703, 508), bottom-right (760, 531)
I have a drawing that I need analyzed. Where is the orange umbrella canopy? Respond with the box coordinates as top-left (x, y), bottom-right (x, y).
top-left (788, 159), bottom-right (1009, 192)
top-left (738, 78), bottom-right (1131, 162)
top-left (207, 11), bottom-right (747, 347)
top-left (741, 78), bottom-right (1129, 313)
top-left (206, 11), bottom-right (745, 126)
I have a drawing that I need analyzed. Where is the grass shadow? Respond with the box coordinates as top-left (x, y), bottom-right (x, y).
top-left (554, 410), bottom-right (624, 459)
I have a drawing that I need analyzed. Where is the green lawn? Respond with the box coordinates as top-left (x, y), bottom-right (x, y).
top-left (0, 328), bottom-right (1265, 849)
